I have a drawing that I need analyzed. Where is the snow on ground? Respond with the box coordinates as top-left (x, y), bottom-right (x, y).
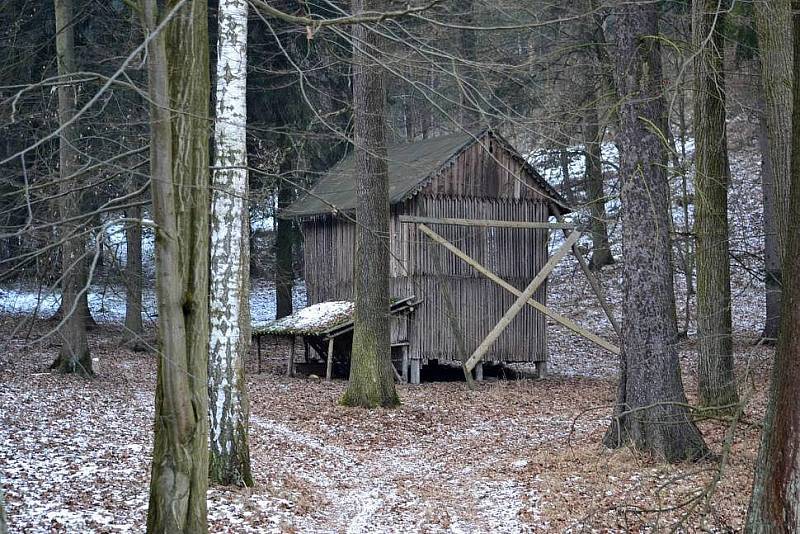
top-left (0, 324), bottom-right (771, 532)
top-left (0, 280), bottom-right (307, 327)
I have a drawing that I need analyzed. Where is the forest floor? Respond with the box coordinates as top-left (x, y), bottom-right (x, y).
top-left (0, 261), bottom-right (774, 533)
top-left (0, 122), bottom-right (773, 532)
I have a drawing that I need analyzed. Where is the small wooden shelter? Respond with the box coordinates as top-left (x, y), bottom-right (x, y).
top-left (282, 129), bottom-right (571, 382)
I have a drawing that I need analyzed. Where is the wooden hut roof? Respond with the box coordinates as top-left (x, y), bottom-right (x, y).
top-left (282, 129), bottom-right (569, 218)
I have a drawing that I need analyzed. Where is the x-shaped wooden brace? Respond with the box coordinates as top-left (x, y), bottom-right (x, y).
top-left (414, 223), bottom-right (621, 376)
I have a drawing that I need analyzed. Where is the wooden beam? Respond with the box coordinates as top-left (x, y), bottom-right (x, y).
top-left (399, 215), bottom-right (574, 230)
top-left (416, 224), bottom-right (621, 356)
top-left (554, 212), bottom-right (621, 338)
top-left (325, 337), bottom-right (334, 381)
top-left (462, 229), bottom-right (582, 372)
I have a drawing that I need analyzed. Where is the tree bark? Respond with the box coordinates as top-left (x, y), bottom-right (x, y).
top-left (746, 4), bottom-right (800, 530)
top-left (603, 2), bottom-right (708, 462)
top-left (458, 0), bottom-right (481, 130)
top-left (123, 175), bottom-right (144, 349)
top-left (692, 0), bottom-right (738, 410)
top-left (0, 485), bottom-right (7, 534)
top-left (51, 0), bottom-right (92, 377)
top-left (341, 0), bottom-right (399, 408)
top-left (275, 152), bottom-right (295, 320)
top-left (584, 101), bottom-right (614, 270)
top-left (754, 0), bottom-right (793, 341)
top-left (143, 0), bottom-right (210, 531)
top-left (758, 101), bottom-right (781, 342)
top-left (208, 0), bottom-right (253, 488)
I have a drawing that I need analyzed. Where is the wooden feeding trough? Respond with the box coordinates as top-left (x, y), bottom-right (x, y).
top-left (253, 296), bottom-right (421, 380)
top-left (278, 128), bottom-right (620, 384)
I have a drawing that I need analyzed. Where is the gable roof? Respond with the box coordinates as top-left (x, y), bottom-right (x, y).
top-left (282, 129), bottom-right (569, 218)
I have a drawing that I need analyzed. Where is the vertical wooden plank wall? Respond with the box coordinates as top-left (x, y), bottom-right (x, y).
top-left (300, 133), bottom-right (553, 364)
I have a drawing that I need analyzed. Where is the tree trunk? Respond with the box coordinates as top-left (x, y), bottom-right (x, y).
top-left (693, 0), bottom-right (738, 410)
top-left (458, 0), bottom-right (481, 130)
top-left (208, 0), bottom-right (253, 488)
top-left (275, 152), bottom-right (295, 320)
top-left (143, 0), bottom-right (210, 531)
top-left (584, 101), bottom-right (614, 270)
top-left (754, 0), bottom-right (793, 341)
top-left (0, 485), bottom-right (7, 534)
top-left (758, 102), bottom-right (781, 342)
top-left (341, 0), bottom-right (399, 408)
top-left (123, 176), bottom-right (144, 348)
top-left (51, 0), bottom-right (92, 377)
top-left (746, 5), bottom-right (800, 529)
top-left (603, 2), bottom-right (708, 462)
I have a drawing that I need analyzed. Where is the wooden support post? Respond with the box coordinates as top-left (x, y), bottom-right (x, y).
top-left (410, 359), bottom-right (421, 385)
top-left (256, 334), bottom-right (262, 374)
top-left (554, 212), bottom-right (621, 338)
top-left (462, 229), bottom-right (582, 372)
top-left (401, 347), bottom-right (409, 383)
top-left (325, 337), bottom-right (334, 381)
top-left (475, 361), bottom-right (484, 381)
top-left (535, 361), bottom-right (548, 379)
top-left (417, 224), bottom-right (620, 355)
top-left (287, 336), bottom-right (296, 377)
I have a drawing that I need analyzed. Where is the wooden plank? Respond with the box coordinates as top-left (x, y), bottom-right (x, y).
top-left (554, 211), bottom-right (622, 338)
top-left (417, 223), bottom-right (621, 356)
top-left (462, 229), bottom-right (582, 372)
top-left (399, 215), bottom-right (573, 230)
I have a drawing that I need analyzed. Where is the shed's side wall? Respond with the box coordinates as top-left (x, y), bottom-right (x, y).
top-left (391, 196), bottom-right (549, 363)
top-left (301, 195), bottom-right (550, 363)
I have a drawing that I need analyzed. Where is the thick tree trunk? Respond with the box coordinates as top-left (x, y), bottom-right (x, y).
top-left (693, 0), bottom-right (738, 410)
top-left (143, 0), bottom-right (210, 531)
top-left (341, 0), bottom-right (399, 408)
top-left (746, 5), bottom-right (800, 530)
top-left (584, 102), bottom-right (614, 270)
top-left (754, 0), bottom-right (793, 341)
top-left (275, 153), bottom-right (295, 320)
top-left (208, 0), bottom-right (253, 488)
top-left (123, 177), bottom-right (144, 348)
top-left (51, 0), bottom-right (92, 377)
top-left (603, 2), bottom-right (708, 462)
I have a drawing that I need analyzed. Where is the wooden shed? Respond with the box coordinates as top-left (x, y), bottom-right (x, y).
top-left (282, 129), bottom-right (568, 382)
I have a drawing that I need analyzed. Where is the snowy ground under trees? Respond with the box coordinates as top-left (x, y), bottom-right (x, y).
top-left (0, 125), bottom-right (775, 531)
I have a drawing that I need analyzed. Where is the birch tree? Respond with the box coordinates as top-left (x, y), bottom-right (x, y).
top-left (746, 3), bottom-right (800, 528)
top-left (341, 0), bottom-right (399, 408)
top-left (142, 0), bottom-right (211, 530)
top-left (51, 0), bottom-right (93, 377)
top-left (603, 2), bottom-right (708, 462)
top-left (208, 0), bottom-right (253, 487)
top-left (693, 0), bottom-right (738, 409)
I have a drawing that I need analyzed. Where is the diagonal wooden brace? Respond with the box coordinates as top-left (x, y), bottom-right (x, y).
top-left (462, 229), bottom-right (581, 372)
top-left (416, 224), bottom-right (621, 357)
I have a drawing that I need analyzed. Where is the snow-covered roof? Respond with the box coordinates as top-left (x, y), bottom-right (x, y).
top-left (254, 301), bottom-right (354, 336)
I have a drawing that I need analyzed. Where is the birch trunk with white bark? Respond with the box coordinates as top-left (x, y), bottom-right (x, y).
top-left (208, 0), bottom-right (253, 487)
